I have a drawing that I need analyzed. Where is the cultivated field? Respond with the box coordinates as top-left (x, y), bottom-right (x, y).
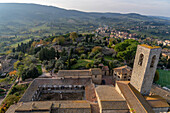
top-left (156, 69), bottom-right (170, 88)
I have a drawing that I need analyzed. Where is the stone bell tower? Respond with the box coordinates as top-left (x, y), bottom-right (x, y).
top-left (130, 44), bottom-right (161, 95)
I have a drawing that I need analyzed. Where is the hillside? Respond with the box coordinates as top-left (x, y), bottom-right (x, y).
top-left (0, 3), bottom-right (170, 53)
top-left (0, 3), bottom-right (170, 35)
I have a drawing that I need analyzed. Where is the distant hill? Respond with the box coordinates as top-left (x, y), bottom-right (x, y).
top-left (0, 3), bottom-right (170, 53)
top-left (156, 16), bottom-right (170, 20)
top-left (0, 3), bottom-right (170, 35)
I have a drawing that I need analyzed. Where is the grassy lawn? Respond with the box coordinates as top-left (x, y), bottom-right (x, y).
top-left (71, 59), bottom-right (94, 69)
top-left (156, 69), bottom-right (170, 88)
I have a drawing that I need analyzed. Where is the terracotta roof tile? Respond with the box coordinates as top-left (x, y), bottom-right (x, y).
top-left (95, 85), bottom-right (129, 110)
top-left (116, 81), bottom-right (154, 113)
top-left (113, 65), bottom-right (132, 74)
top-left (102, 66), bottom-right (109, 71)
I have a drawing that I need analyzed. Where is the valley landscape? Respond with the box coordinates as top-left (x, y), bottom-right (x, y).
top-left (0, 3), bottom-right (170, 53)
top-left (0, 2), bottom-right (169, 113)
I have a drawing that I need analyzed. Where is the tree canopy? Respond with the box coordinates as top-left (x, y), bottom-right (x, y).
top-left (114, 39), bottom-right (139, 63)
top-left (70, 32), bottom-right (78, 42)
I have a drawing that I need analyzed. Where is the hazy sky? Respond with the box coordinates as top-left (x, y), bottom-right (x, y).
top-left (0, 0), bottom-right (170, 17)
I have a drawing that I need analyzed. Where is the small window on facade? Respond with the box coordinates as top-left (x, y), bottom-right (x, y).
top-left (95, 75), bottom-right (97, 78)
top-left (138, 54), bottom-right (144, 66)
top-left (150, 55), bottom-right (156, 68)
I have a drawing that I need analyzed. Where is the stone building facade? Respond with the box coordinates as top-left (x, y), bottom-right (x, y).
top-left (130, 44), bottom-right (161, 95)
top-left (102, 66), bottom-right (110, 76)
top-left (113, 65), bottom-right (132, 81)
top-left (57, 68), bottom-right (102, 84)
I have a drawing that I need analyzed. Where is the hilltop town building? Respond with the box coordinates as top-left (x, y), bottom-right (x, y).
top-left (113, 65), bottom-right (132, 81)
top-left (57, 68), bottom-right (102, 84)
top-left (7, 45), bottom-right (169, 113)
top-left (101, 66), bottom-right (110, 76)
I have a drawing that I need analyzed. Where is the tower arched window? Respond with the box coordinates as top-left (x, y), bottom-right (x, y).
top-left (150, 55), bottom-right (156, 68)
top-left (138, 54), bottom-right (144, 66)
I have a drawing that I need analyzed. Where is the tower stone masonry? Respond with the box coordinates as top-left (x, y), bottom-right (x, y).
top-left (130, 44), bottom-right (161, 95)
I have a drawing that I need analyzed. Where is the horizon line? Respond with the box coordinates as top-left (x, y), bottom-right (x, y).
top-left (0, 2), bottom-right (170, 18)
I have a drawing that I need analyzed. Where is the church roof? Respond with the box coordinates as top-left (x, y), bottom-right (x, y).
top-left (95, 85), bottom-right (125, 101)
top-left (116, 81), bottom-right (155, 113)
top-left (95, 85), bottom-right (129, 110)
top-left (144, 95), bottom-right (170, 108)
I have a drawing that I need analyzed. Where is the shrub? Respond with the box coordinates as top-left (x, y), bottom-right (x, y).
top-left (92, 46), bottom-right (102, 53)
top-left (86, 63), bottom-right (91, 68)
top-left (70, 58), bottom-right (77, 65)
top-left (88, 52), bottom-right (96, 59)
top-left (94, 52), bottom-right (103, 59)
top-left (80, 54), bottom-right (87, 59)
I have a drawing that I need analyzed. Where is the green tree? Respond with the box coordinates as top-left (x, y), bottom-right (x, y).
top-left (17, 65), bottom-right (24, 77)
top-left (56, 50), bottom-right (60, 59)
top-left (70, 32), bottom-right (78, 42)
top-left (57, 36), bottom-right (65, 45)
top-left (52, 38), bottom-right (58, 43)
top-left (49, 47), bottom-right (56, 59)
top-left (114, 39), bottom-right (139, 64)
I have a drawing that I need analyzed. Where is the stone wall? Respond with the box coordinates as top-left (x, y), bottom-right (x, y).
top-left (92, 75), bottom-right (102, 84)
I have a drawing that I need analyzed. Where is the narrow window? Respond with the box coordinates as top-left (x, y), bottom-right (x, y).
top-left (138, 54), bottom-right (144, 66)
top-left (150, 55), bottom-right (156, 68)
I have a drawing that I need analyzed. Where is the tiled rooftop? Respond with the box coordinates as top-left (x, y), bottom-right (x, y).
top-left (85, 83), bottom-right (97, 102)
top-left (145, 95), bottom-right (170, 108)
top-left (7, 101), bottom-right (91, 113)
top-left (57, 68), bottom-right (102, 77)
top-left (113, 65), bottom-right (132, 74)
top-left (57, 70), bottom-right (91, 77)
top-left (95, 85), bottom-right (129, 110)
top-left (95, 85), bottom-right (125, 101)
top-left (116, 81), bottom-right (154, 113)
